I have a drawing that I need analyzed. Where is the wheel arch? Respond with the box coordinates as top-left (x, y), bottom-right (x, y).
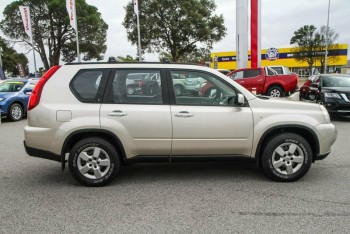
top-left (266, 83), bottom-right (284, 93)
top-left (255, 125), bottom-right (320, 168)
top-left (8, 101), bottom-right (25, 114)
top-left (61, 129), bottom-right (127, 171)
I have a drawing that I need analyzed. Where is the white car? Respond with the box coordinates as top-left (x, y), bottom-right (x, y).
top-left (24, 62), bottom-right (337, 186)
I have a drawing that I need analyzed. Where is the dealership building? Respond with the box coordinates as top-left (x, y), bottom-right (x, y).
top-left (210, 44), bottom-right (348, 76)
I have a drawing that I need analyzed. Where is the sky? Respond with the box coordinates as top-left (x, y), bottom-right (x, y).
top-left (1, 0), bottom-right (350, 73)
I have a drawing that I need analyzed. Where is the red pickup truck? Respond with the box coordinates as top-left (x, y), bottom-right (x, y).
top-left (227, 67), bottom-right (298, 97)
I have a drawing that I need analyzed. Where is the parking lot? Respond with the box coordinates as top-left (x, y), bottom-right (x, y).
top-left (1, 115), bottom-right (350, 233)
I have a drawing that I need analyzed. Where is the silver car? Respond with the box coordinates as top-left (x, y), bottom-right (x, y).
top-left (24, 63), bottom-right (337, 186)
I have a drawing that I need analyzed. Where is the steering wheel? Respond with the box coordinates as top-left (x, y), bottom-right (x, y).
top-left (212, 92), bottom-right (229, 105)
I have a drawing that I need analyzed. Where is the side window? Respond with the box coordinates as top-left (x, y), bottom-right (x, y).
top-left (230, 71), bottom-right (243, 79)
top-left (70, 69), bottom-right (109, 103)
top-left (266, 67), bottom-right (276, 76)
top-left (243, 69), bottom-right (261, 78)
top-left (107, 70), bottom-right (162, 104)
top-left (271, 67), bottom-right (284, 74)
top-left (171, 70), bottom-right (237, 106)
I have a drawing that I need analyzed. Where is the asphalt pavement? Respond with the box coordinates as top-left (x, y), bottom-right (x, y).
top-left (1, 115), bottom-right (350, 233)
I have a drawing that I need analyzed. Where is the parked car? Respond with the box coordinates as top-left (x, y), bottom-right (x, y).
top-left (0, 78), bottom-right (38, 121)
top-left (172, 72), bottom-right (206, 96)
top-left (200, 67), bottom-right (298, 98)
top-left (299, 75), bottom-right (320, 101)
top-left (24, 63), bottom-right (336, 186)
top-left (317, 74), bottom-right (350, 115)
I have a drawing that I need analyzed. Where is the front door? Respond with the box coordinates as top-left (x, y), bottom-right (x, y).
top-left (169, 70), bottom-right (254, 156)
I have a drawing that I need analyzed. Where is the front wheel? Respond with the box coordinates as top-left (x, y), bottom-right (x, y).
top-left (68, 138), bottom-right (121, 186)
top-left (267, 86), bottom-right (283, 98)
top-left (261, 133), bottom-right (312, 182)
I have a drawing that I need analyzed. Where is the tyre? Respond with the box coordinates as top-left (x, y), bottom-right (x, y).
top-left (8, 103), bottom-right (23, 121)
top-left (68, 138), bottom-right (121, 187)
top-left (174, 85), bottom-right (183, 96)
top-left (127, 86), bottom-right (135, 95)
top-left (267, 86), bottom-right (283, 98)
top-left (261, 133), bottom-right (312, 182)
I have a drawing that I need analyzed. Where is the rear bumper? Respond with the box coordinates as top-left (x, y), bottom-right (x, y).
top-left (24, 141), bottom-right (61, 162)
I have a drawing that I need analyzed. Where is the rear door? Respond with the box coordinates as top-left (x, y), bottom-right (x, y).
top-left (169, 70), bottom-right (253, 156)
top-left (100, 69), bottom-right (172, 158)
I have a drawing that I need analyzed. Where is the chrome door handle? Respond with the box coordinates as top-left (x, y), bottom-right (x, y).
top-left (257, 79), bottom-right (263, 81)
top-left (107, 110), bottom-right (127, 117)
top-left (174, 111), bottom-right (194, 118)
top-left (239, 81), bottom-right (244, 83)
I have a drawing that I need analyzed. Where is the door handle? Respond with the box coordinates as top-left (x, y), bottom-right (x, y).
top-left (107, 110), bottom-right (127, 117)
top-left (174, 111), bottom-right (194, 118)
top-left (257, 79), bottom-right (263, 81)
top-left (239, 81), bottom-right (245, 83)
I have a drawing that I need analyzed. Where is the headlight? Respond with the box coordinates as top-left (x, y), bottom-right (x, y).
top-left (0, 97), bottom-right (5, 102)
top-left (325, 93), bottom-right (341, 98)
top-left (320, 105), bottom-right (331, 124)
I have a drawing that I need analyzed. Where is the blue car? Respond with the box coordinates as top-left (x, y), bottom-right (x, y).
top-left (0, 78), bottom-right (38, 121)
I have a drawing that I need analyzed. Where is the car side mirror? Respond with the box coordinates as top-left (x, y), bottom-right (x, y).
top-left (228, 94), bottom-right (245, 106)
top-left (24, 88), bottom-right (33, 94)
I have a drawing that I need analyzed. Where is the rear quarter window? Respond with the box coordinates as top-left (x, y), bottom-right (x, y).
top-left (70, 69), bottom-right (110, 103)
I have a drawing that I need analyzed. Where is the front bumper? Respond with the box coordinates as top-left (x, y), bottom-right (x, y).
top-left (314, 123), bottom-right (337, 157)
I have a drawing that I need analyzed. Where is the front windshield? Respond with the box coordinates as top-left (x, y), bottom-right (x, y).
top-left (322, 76), bottom-right (350, 88)
top-left (0, 81), bottom-right (26, 92)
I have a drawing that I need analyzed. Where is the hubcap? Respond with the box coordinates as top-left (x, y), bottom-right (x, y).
top-left (11, 106), bottom-right (22, 120)
top-left (270, 89), bottom-right (281, 97)
top-left (77, 147), bottom-right (111, 180)
top-left (272, 143), bottom-right (304, 175)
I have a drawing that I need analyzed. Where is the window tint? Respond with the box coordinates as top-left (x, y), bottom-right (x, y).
top-left (0, 81), bottom-right (25, 92)
top-left (107, 70), bottom-right (162, 104)
top-left (231, 71), bottom-right (243, 79)
top-left (171, 70), bottom-right (237, 106)
top-left (243, 69), bottom-right (261, 78)
top-left (70, 69), bottom-right (108, 103)
top-left (270, 67), bottom-right (284, 74)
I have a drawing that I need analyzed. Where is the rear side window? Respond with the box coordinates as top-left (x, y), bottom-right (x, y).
top-left (243, 69), bottom-right (261, 78)
top-left (70, 69), bottom-right (110, 103)
top-left (105, 69), bottom-right (163, 104)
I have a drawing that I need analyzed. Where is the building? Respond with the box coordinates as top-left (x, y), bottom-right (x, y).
top-left (211, 44), bottom-right (348, 77)
top-left (341, 59), bottom-right (350, 74)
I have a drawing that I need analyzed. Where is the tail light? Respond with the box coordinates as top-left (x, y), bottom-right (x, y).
top-left (28, 65), bottom-right (61, 111)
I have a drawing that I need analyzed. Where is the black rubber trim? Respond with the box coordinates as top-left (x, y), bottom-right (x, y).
top-left (255, 125), bottom-right (320, 166)
top-left (24, 141), bottom-right (61, 162)
top-left (124, 155), bottom-right (252, 164)
top-left (315, 152), bottom-right (330, 160)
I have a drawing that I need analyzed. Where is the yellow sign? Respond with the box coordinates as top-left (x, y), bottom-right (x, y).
top-left (210, 44), bottom-right (348, 70)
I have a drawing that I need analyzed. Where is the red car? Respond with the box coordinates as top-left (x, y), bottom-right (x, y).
top-left (299, 75), bottom-right (320, 101)
top-left (199, 67), bottom-right (298, 97)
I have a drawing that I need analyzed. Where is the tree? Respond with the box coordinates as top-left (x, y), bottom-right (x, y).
top-left (315, 25), bottom-right (340, 73)
top-left (290, 25), bottom-right (321, 72)
top-left (290, 25), bottom-right (340, 73)
top-left (0, 0), bottom-right (108, 70)
top-left (0, 36), bottom-right (28, 76)
top-left (123, 0), bottom-right (226, 62)
top-left (117, 55), bottom-right (140, 62)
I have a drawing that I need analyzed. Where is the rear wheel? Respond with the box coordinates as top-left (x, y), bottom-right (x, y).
top-left (267, 86), bottom-right (283, 98)
top-left (261, 133), bottom-right (312, 182)
top-left (69, 138), bottom-right (121, 187)
top-left (8, 103), bottom-right (23, 121)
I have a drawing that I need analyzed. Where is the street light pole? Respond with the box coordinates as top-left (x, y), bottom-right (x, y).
top-left (324, 0), bottom-right (331, 74)
top-left (0, 47), bottom-right (3, 67)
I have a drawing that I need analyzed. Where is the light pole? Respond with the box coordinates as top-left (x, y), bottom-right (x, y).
top-left (0, 47), bottom-right (3, 67)
top-left (324, 0), bottom-right (331, 74)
